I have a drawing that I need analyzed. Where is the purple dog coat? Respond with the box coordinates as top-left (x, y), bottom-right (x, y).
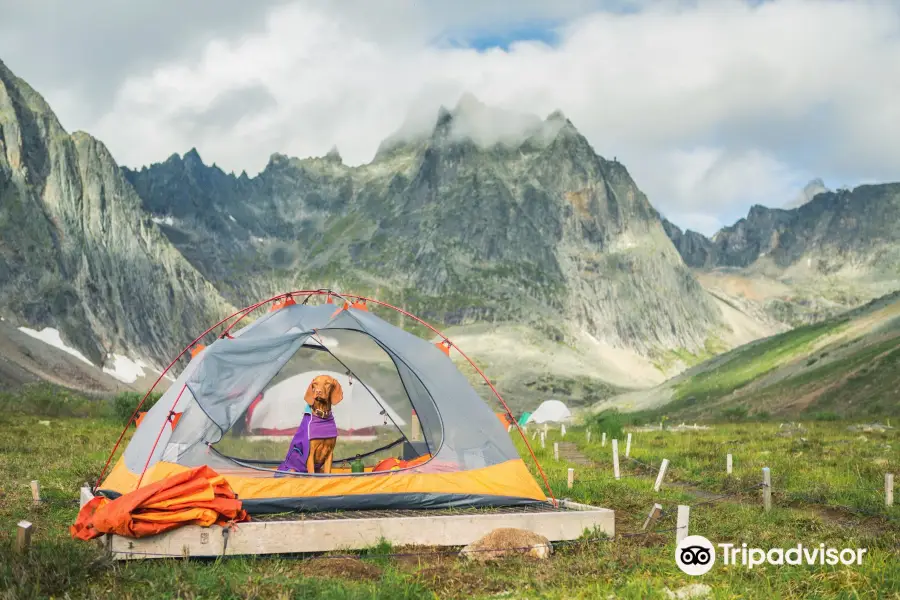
top-left (277, 412), bottom-right (338, 473)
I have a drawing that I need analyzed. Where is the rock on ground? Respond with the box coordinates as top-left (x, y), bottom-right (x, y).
top-left (460, 528), bottom-right (552, 562)
top-left (664, 583), bottom-right (712, 599)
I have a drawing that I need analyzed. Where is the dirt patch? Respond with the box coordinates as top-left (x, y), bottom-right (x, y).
top-left (406, 560), bottom-right (519, 599)
top-left (295, 557), bottom-right (382, 582)
top-left (391, 545), bottom-right (457, 570)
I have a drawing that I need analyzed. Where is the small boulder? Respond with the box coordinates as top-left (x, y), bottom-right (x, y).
top-left (460, 528), bottom-right (552, 562)
top-left (665, 583), bottom-right (712, 599)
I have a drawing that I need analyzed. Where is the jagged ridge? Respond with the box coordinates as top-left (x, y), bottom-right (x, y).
top-left (125, 95), bottom-right (723, 354)
top-left (0, 59), bottom-right (234, 370)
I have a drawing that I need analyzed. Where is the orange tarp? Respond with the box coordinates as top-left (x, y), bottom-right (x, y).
top-left (71, 465), bottom-right (249, 540)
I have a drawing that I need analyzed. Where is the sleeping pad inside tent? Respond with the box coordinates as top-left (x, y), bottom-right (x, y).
top-left (98, 297), bottom-right (548, 514)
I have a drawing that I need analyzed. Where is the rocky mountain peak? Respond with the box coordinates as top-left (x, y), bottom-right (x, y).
top-left (0, 59), bottom-right (235, 370)
top-left (665, 181), bottom-right (900, 280)
top-left (183, 147), bottom-right (204, 166)
top-left (324, 145), bottom-right (342, 163)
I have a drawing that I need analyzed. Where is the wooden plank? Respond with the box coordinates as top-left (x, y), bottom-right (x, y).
top-left (762, 467), bottom-right (772, 512)
top-left (625, 433), bottom-right (632, 458)
top-left (727, 453), bottom-right (733, 475)
top-left (567, 468), bottom-right (574, 489)
top-left (30, 481), bottom-right (41, 506)
top-left (109, 504), bottom-right (616, 560)
top-left (885, 473), bottom-right (893, 507)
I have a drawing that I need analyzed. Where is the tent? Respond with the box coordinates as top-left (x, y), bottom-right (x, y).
top-left (245, 370), bottom-right (406, 440)
top-left (525, 400), bottom-right (572, 424)
top-left (517, 412), bottom-right (532, 427)
top-left (96, 292), bottom-right (550, 513)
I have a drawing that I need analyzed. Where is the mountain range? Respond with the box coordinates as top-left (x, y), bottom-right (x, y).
top-left (1, 57), bottom-right (898, 412)
top-left (663, 182), bottom-right (900, 327)
top-left (122, 93), bottom-right (723, 356)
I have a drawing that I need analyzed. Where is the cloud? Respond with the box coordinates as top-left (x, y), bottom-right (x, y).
top-left (4, 0), bottom-right (900, 235)
top-left (0, 1), bottom-right (286, 125)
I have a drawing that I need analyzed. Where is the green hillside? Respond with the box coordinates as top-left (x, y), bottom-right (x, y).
top-left (593, 291), bottom-right (900, 421)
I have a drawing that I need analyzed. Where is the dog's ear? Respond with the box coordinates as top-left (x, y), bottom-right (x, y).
top-left (304, 380), bottom-right (317, 406)
top-left (329, 378), bottom-right (344, 405)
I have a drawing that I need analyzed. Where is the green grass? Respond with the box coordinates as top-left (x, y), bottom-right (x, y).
top-left (672, 319), bottom-right (845, 406)
top-left (567, 423), bottom-right (899, 519)
top-left (0, 397), bottom-right (898, 598)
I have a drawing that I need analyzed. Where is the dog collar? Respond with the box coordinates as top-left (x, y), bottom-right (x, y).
top-left (312, 407), bottom-right (332, 419)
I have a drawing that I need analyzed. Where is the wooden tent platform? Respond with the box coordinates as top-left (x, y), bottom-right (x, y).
top-left (81, 488), bottom-right (614, 560)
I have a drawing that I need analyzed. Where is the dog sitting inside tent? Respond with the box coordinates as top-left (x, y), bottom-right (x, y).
top-left (277, 374), bottom-right (344, 474)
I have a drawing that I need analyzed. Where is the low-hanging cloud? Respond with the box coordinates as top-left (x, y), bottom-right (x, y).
top-left (9, 0), bottom-right (900, 235)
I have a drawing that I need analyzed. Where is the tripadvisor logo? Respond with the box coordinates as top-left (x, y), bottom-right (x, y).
top-left (676, 536), bottom-right (867, 575)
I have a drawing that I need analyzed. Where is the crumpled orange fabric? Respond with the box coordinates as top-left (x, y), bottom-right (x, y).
top-left (70, 466), bottom-right (249, 540)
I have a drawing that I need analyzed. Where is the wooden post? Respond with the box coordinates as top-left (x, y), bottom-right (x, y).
top-left (586, 429), bottom-right (592, 443)
top-left (601, 432), bottom-right (607, 447)
top-left (642, 503), bottom-right (662, 530)
top-left (886, 473), bottom-right (894, 507)
top-left (676, 505), bottom-right (690, 544)
top-left (762, 467), bottom-right (772, 512)
top-left (653, 459), bottom-right (670, 492)
top-left (30, 480), bottom-right (41, 506)
top-left (543, 424), bottom-right (548, 436)
top-left (540, 431), bottom-right (545, 449)
top-left (625, 433), bottom-right (632, 458)
top-left (612, 439), bottom-right (620, 480)
top-left (16, 521), bottom-right (32, 554)
top-left (531, 431), bottom-right (536, 440)
top-left (411, 410), bottom-right (421, 442)
top-left (561, 424), bottom-right (566, 437)
top-left (507, 424), bottom-right (512, 433)
top-left (727, 453), bottom-right (733, 475)
top-left (554, 442), bottom-right (559, 461)
top-left (567, 468), bottom-right (574, 490)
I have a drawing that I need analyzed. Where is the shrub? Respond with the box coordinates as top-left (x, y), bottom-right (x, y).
top-left (586, 410), bottom-right (626, 439)
top-left (110, 391), bottom-right (162, 425)
top-left (721, 406), bottom-right (749, 422)
top-left (811, 411), bottom-right (840, 421)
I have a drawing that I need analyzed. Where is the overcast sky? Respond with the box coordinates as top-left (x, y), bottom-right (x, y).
top-left (1, 0), bottom-right (898, 234)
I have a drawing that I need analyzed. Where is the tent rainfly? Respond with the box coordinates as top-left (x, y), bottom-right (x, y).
top-left (95, 291), bottom-right (552, 513)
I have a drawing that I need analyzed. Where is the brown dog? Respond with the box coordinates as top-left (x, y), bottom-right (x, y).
top-left (305, 374), bottom-right (343, 474)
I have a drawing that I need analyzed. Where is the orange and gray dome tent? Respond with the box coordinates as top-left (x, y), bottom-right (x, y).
top-left (95, 291), bottom-right (554, 513)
